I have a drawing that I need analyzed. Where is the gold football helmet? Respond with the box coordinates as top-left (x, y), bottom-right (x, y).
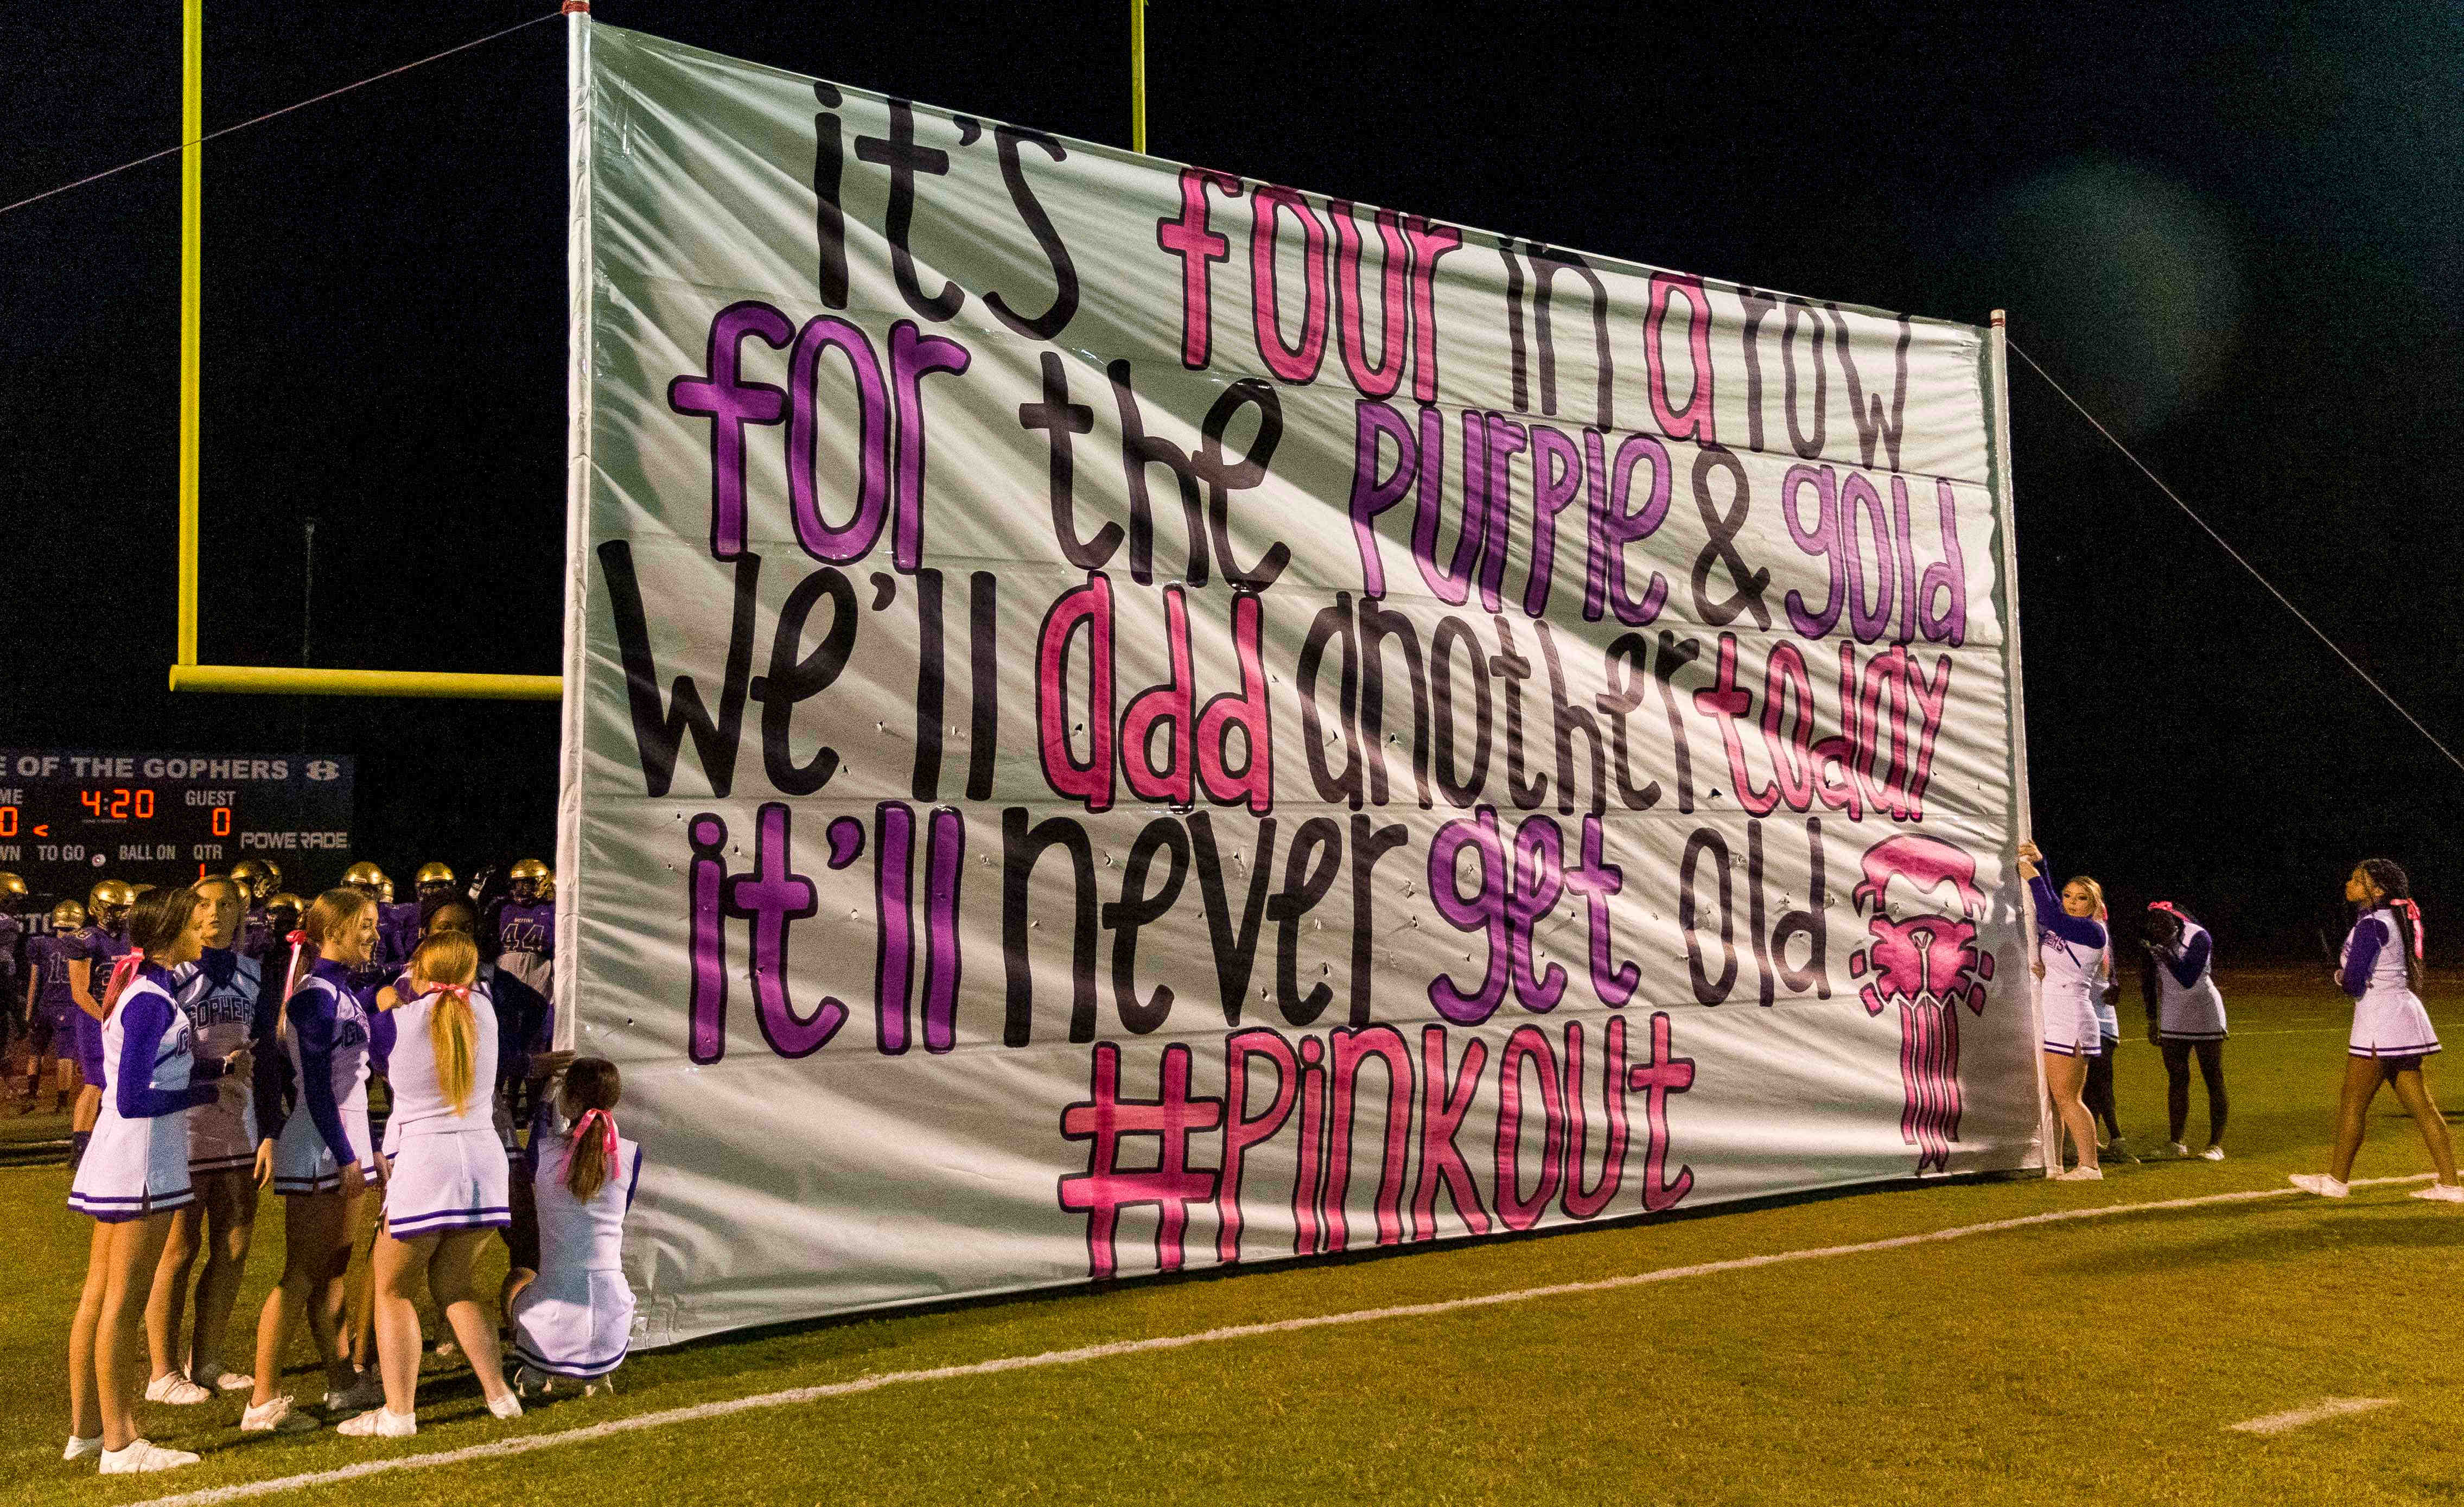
top-left (342, 861), bottom-right (388, 897)
top-left (265, 892), bottom-right (306, 925)
top-left (50, 899), bottom-right (87, 931)
top-left (0, 872), bottom-right (27, 901)
top-left (507, 858), bottom-right (551, 904)
top-left (88, 879), bottom-right (136, 930)
top-left (229, 859), bottom-right (274, 902)
top-left (414, 861), bottom-right (456, 899)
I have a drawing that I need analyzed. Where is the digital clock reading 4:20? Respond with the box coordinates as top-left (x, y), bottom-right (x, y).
top-left (0, 749), bottom-right (355, 906)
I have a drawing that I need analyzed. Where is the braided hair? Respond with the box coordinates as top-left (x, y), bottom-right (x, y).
top-left (2357, 859), bottom-right (2422, 992)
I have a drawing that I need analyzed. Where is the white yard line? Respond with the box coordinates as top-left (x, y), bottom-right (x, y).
top-left (2229, 1397), bottom-right (2397, 1434)
top-left (129, 1173), bottom-right (2436, 1507)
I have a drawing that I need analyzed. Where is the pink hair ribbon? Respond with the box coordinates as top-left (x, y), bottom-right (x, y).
top-left (2399, 898), bottom-right (2425, 959)
top-left (100, 950), bottom-right (146, 1016)
top-left (428, 982), bottom-right (473, 1003)
top-left (559, 1107), bottom-right (620, 1186)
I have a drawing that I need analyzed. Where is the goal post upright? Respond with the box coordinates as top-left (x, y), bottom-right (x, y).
top-left (165, 2), bottom-right (566, 702)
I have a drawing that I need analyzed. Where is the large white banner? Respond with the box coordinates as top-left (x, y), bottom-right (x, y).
top-left (557, 23), bottom-right (2042, 1348)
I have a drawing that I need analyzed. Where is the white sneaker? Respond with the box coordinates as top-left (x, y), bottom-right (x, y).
top-left (2200, 1145), bottom-right (2226, 1162)
top-left (2410, 1181), bottom-right (2464, 1202)
top-left (487, 1390), bottom-right (524, 1420)
top-left (239, 1396), bottom-right (323, 1434)
top-left (338, 1407), bottom-right (417, 1438)
top-left (2290, 1173), bottom-right (2350, 1198)
top-left (208, 1370), bottom-right (255, 1392)
top-left (98, 1439), bottom-right (201, 1474)
top-left (62, 1434), bottom-right (102, 1461)
top-left (144, 1371), bottom-right (214, 1406)
top-left (2053, 1166), bottom-right (2104, 1181)
top-left (2168, 1142), bottom-right (2191, 1158)
top-left (327, 1375), bottom-right (384, 1414)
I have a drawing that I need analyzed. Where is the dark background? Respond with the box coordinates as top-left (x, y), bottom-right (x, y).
top-left (3, 2), bottom-right (2456, 959)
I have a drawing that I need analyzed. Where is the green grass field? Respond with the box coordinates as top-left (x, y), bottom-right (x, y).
top-left (7, 968), bottom-right (2463, 1506)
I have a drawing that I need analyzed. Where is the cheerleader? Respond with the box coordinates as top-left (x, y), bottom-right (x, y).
top-left (143, 875), bottom-right (264, 1405)
top-left (20, 899), bottom-right (85, 1115)
top-left (507, 1058), bottom-right (639, 1396)
top-left (338, 933), bottom-right (523, 1436)
top-left (2080, 904), bottom-right (2135, 1162)
top-left (2140, 902), bottom-right (2228, 1159)
top-left (63, 887), bottom-right (249, 1473)
top-left (2292, 860), bottom-right (2461, 1200)
top-left (241, 889), bottom-right (386, 1434)
top-left (2018, 841), bottom-right (2105, 1180)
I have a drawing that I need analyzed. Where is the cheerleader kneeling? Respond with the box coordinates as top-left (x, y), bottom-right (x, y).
top-left (341, 932), bottom-right (523, 1437)
top-left (506, 1058), bottom-right (641, 1397)
top-left (2291, 860), bottom-right (2461, 1200)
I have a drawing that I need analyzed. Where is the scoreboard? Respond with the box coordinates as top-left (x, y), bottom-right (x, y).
top-left (0, 749), bottom-right (354, 905)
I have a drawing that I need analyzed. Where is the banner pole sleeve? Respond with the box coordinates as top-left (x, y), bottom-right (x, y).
top-left (550, 1), bottom-right (594, 1049)
top-left (1989, 309), bottom-right (2054, 1171)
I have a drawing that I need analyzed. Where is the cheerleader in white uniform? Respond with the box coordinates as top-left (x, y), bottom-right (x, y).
top-left (2018, 841), bottom-right (2105, 1181)
top-left (2293, 860), bottom-right (2461, 1200)
top-left (507, 1058), bottom-right (641, 1396)
top-left (340, 932), bottom-right (522, 1436)
top-left (63, 888), bottom-right (248, 1474)
top-left (2140, 901), bottom-right (2229, 1159)
top-left (144, 875), bottom-right (266, 1404)
top-left (242, 889), bottom-right (385, 1434)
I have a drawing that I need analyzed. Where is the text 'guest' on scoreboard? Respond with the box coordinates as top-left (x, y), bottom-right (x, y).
top-left (0, 749), bottom-right (354, 902)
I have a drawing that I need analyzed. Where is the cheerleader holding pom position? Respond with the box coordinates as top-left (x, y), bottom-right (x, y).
top-left (63, 887), bottom-right (250, 1474)
top-left (243, 890), bottom-right (386, 1433)
top-left (506, 1058), bottom-right (641, 1397)
top-left (342, 932), bottom-right (523, 1437)
top-left (2018, 841), bottom-right (2105, 1181)
top-left (2291, 860), bottom-right (2462, 1200)
top-left (2140, 901), bottom-right (2228, 1160)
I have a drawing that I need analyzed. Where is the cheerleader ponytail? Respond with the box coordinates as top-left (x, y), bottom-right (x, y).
top-left (409, 932), bottom-right (482, 1117)
top-left (2358, 859), bottom-right (2423, 992)
top-left (557, 1058), bottom-right (624, 1200)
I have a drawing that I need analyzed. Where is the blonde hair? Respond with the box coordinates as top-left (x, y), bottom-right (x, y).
top-left (2063, 875), bottom-right (2105, 915)
top-left (410, 932), bottom-right (482, 1118)
top-left (279, 888), bottom-right (378, 1037)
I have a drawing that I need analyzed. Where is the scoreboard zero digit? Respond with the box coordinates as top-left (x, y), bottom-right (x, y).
top-left (0, 749), bottom-right (354, 905)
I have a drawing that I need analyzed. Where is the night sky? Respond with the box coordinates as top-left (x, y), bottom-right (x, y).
top-left (3, 2), bottom-right (2457, 959)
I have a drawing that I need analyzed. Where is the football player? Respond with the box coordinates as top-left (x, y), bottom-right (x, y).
top-left (62, 881), bottom-right (136, 1160)
top-left (20, 899), bottom-right (84, 1114)
top-left (489, 860), bottom-right (555, 1004)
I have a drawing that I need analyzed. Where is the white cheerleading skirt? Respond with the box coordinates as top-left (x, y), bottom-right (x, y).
top-left (69, 1110), bottom-right (194, 1223)
top-left (383, 1126), bottom-right (512, 1238)
top-left (2350, 988), bottom-right (2441, 1059)
top-left (2040, 983), bottom-right (2103, 1057)
top-left (186, 1093), bottom-right (259, 1177)
top-left (272, 1103), bottom-right (377, 1196)
top-left (511, 1268), bottom-right (635, 1379)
